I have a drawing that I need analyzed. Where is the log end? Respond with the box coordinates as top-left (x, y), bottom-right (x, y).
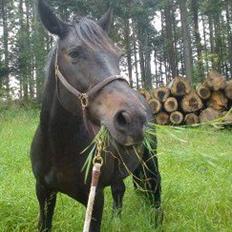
top-left (170, 111), bottom-right (184, 125)
top-left (139, 89), bottom-right (151, 101)
top-left (149, 98), bottom-right (162, 114)
top-left (196, 84), bottom-right (211, 100)
top-left (208, 91), bottom-right (228, 111)
top-left (181, 91), bottom-right (203, 113)
top-left (170, 76), bottom-right (191, 96)
top-left (184, 113), bottom-right (199, 125)
top-left (164, 97), bottom-right (178, 112)
top-left (199, 107), bottom-right (221, 123)
top-left (155, 112), bottom-right (170, 125)
top-left (206, 70), bottom-right (226, 91)
top-left (152, 87), bottom-right (170, 102)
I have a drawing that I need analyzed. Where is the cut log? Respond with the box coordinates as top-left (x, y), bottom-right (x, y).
top-left (184, 113), bottom-right (199, 125)
top-left (169, 76), bottom-right (191, 96)
top-left (181, 91), bottom-right (203, 113)
top-left (208, 91), bottom-right (228, 111)
top-left (170, 111), bottom-right (184, 125)
top-left (196, 83), bottom-right (211, 100)
top-left (151, 87), bottom-right (170, 102)
top-left (205, 70), bottom-right (226, 91)
top-left (149, 98), bottom-right (162, 114)
top-left (155, 112), bottom-right (170, 125)
top-left (224, 80), bottom-right (232, 100)
top-left (139, 89), bottom-right (151, 101)
top-left (199, 107), bottom-right (221, 123)
top-left (164, 97), bottom-right (178, 112)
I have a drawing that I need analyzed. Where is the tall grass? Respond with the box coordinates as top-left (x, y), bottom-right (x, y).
top-left (0, 108), bottom-right (231, 232)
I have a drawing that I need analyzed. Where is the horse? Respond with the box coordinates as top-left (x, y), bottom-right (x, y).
top-left (30, 1), bottom-right (161, 231)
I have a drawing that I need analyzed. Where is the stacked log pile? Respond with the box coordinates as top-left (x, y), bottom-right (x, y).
top-left (140, 71), bottom-right (232, 125)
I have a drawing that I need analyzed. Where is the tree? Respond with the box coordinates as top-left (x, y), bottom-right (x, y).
top-left (164, 0), bottom-right (177, 78)
top-left (1, 0), bottom-right (232, 101)
top-left (179, 0), bottom-right (193, 83)
top-left (0, 0), bottom-right (10, 98)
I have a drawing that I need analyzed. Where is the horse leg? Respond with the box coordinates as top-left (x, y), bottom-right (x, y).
top-left (133, 149), bottom-right (163, 226)
top-left (89, 189), bottom-right (104, 232)
top-left (144, 154), bottom-right (161, 208)
top-left (36, 182), bottom-right (57, 232)
top-left (111, 179), bottom-right (126, 216)
top-left (133, 149), bottom-right (161, 207)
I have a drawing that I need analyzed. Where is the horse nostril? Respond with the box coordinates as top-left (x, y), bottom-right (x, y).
top-left (115, 111), bottom-right (131, 129)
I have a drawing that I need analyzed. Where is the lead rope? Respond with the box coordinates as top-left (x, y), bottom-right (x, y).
top-left (83, 141), bottom-right (104, 232)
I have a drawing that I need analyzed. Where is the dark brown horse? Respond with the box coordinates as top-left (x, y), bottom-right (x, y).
top-left (31, 1), bottom-right (161, 231)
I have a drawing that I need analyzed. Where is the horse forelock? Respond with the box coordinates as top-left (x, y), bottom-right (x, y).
top-left (73, 17), bottom-right (121, 55)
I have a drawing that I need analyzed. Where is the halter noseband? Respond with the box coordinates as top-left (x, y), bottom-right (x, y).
top-left (54, 45), bottom-right (128, 110)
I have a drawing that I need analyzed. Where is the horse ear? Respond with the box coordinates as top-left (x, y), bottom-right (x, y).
top-left (38, 0), bottom-right (67, 37)
top-left (98, 8), bottom-right (113, 33)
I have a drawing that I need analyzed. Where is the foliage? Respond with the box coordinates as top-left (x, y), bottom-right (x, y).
top-left (0, 0), bottom-right (232, 100)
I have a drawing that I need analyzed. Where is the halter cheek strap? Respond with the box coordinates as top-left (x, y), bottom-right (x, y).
top-left (55, 65), bottom-right (128, 110)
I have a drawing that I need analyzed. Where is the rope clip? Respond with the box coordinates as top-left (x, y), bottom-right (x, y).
top-left (79, 93), bottom-right (89, 109)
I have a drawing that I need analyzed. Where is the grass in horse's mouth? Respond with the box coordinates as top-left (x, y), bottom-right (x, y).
top-left (81, 123), bottom-right (157, 183)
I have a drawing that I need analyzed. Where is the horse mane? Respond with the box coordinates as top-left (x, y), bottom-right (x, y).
top-left (74, 17), bottom-right (120, 54)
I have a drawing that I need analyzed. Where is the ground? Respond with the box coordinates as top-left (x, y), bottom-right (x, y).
top-left (0, 108), bottom-right (231, 232)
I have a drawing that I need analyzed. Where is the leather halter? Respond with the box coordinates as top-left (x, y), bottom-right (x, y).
top-left (54, 45), bottom-right (128, 111)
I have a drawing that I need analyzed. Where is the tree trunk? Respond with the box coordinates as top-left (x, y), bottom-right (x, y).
top-left (32, 0), bottom-right (46, 102)
top-left (179, 0), bottom-right (193, 83)
top-left (19, 0), bottom-right (29, 101)
top-left (138, 38), bottom-right (146, 89)
top-left (132, 23), bottom-right (139, 89)
top-left (191, 0), bottom-right (204, 79)
top-left (226, 1), bottom-right (232, 77)
top-left (25, 0), bottom-right (34, 99)
top-left (208, 15), bottom-right (216, 68)
top-left (164, 0), bottom-right (177, 78)
top-left (1, 0), bottom-right (10, 98)
top-left (124, 17), bottom-right (133, 88)
top-left (202, 15), bottom-right (209, 72)
top-left (213, 5), bottom-right (223, 73)
top-left (144, 31), bottom-right (152, 89)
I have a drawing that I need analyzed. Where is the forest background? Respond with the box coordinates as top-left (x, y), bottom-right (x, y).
top-left (0, 0), bottom-right (232, 102)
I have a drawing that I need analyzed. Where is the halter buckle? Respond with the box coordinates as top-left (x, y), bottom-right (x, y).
top-left (79, 93), bottom-right (89, 109)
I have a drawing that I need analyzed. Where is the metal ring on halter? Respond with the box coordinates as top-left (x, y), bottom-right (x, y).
top-left (92, 156), bottom-right (103, 167)
top-left (79, 93), bottom-right (89, 108)
top-left (55, 65), bottom-right (59, 76)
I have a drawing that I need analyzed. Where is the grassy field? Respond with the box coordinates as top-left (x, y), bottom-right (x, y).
top-left (0, 108), bottom-right (231, 232)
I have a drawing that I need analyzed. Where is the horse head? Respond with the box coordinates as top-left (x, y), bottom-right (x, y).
top-left (38, 0), bottom-right (152, 146)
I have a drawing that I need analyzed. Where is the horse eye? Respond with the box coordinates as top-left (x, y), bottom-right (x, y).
top-left (69, 50), bottom-right (81, 59)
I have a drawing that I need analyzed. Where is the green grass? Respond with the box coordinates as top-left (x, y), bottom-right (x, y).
top-left (0, 108), bottom-right (231, 232)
